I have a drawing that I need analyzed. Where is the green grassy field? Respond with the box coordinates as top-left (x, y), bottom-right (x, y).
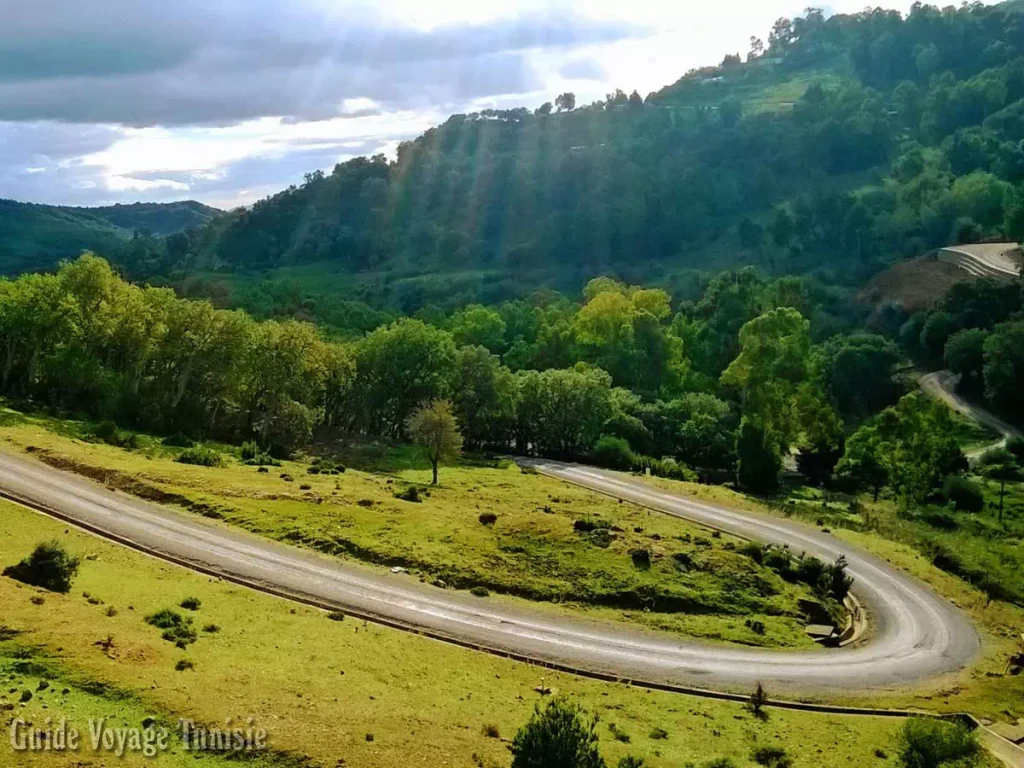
top-left (0, 499), bottom-right (918, 768)
top-left (634, 474), bottom-right (1024, 720)
top-left (0, 406), bottom-right (820, 649)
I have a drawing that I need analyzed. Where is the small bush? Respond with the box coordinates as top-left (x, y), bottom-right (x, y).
top-left (618, 758), bottom-right (644, 768)
top-left (748, 682), bottom-right (768, 718)
top-left (162, 433), bottom-right (195, 448)
top-left (897, 718), bottom-right (979, 768)
top-left (145, 609), bottom-right (197, 648)
top-left (470, 586), bottom-right (490, 598)
top-left (327, 611), bottom-right (346, 621)
top-left (630, 548), bottom-right (651, 568)
top-left (280, 473), bottom-right (294, 482)
top-left (482, 724), bottom-right (500, 738)
top-left (636, 456), bottom-right (699, 482)
top-left (745, 619), bottom-right (766, 635)
top-left (240, 440), bottom-right (279, 466)
top-left (591, 435), bottom-right (637, 470)
top-left (608, 723), bottom-right (631, 743)
top-left (704, 760), bottom-right (738, 768)
top-left (648, 727), bottom-right (668, 740)
top-left (257, 466), bottom-right (268, 473)
top-left (299, 483), bottom-right (311, 490)
top-left (478, 512), bottom-right (498, 526)
top-left (751, 746), bottom-right (791, 768)
top-left (573, 517), bottom-right (610, 533)
top-left (395, 487), bottom-right (422, 503)
top-left (3, 541), bottom-right (80, 593)
top-left (671, 552), bottom-right (693, 570)
top-left (176, 446), bottom-right (224, 467)
top-left (309, 456), bottom-right (345, 474)
top-left (174, 659), bottom-right (195, 672)
top-left (202, 624), bottom-right (220, 633)
top-left (179, 597), bottom-right (201, 611)
top-left (942, 475), bottom-right (984, 513)
top-left (511, 697), bottom-right (604, 768)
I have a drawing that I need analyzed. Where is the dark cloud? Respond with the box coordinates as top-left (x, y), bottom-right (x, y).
top-left (0, 2), bottom-right (646, 126)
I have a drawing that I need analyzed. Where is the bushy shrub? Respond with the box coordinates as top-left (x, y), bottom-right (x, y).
top-left (630, 548), bottom-right (651, 568)
top-left (511, 697), bottom-right (605, 768)
top-left (591, 435), bottom-right (636, 470)
top-left (478, 512), bottom-right (498, 525)
top-left (2, 541), bottom-right (80, 593)
top-left (91, 420), bottom-right (139, 449)
top-left (162, 433), bottom-right (195, 448)
top-left (179, 597), bottom-right (201, 611)
top-left (308, 456), bottom-right (345, 475)
top-left (942, 475), bottom-right (984, 513)
top-left (395, 486), bottom-right (422, 503)
top-left (240, 440), bottom-right (279, 467)
top-left (634, 456), bottom-right (699, 482)
top-left (145, 609), bottom-right (197, 648)
top-left (897, 718), bottom-right (979, 768)
top-left (573, 517), bottom-right (610, 533)
top-left (470, 586), bottom-right (490, 597)
top-left (751, 746), bottom-right (791, 768)
top-left (176, 446), bottom-right (224, 467)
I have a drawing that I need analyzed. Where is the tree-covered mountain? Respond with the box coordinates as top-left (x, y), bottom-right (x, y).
top-left (0, 199), bottom-right (219, 275)
top-left (147, 1), bottom-right (1024, 314)
top-left (80, 201), bottom-right (220, 236)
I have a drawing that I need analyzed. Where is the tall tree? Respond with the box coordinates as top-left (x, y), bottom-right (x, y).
top-left (407, 399), bottom-right (464, 485)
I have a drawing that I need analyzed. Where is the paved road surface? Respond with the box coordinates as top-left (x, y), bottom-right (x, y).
top-left (0, 449), bottom-right (979, 694)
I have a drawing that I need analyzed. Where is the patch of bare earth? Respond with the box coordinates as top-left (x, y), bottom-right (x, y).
top-left (858, 256), bottom-right (975, 314)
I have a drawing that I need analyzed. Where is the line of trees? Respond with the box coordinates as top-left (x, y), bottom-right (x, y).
top-left (0, 254), bottom-right (938, 497)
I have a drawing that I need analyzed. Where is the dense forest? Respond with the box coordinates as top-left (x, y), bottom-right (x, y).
top-left (0, 199), bottom-right (218, 276)
top-left (115, 1), bottom-right (1024, 319)
top-left (2, 254), bottom-right (1021, 503)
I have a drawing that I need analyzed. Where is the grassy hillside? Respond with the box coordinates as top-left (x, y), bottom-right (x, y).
top-left (0, 499), bottom-right (915, 768)
top-left (158, 2), bottom-right (1024, 315)
top-left (0, 405), bottom-right (822, 648)
top-left (0, 199), bottom-right (218, 275)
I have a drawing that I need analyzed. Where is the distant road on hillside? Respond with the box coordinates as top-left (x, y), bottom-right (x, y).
top-left (920, 370), bottom-right (1022, 457)
top-left (0, 449), bottom-right (978, 695)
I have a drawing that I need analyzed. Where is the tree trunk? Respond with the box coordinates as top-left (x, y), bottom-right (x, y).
top-left (431, 458), bottom-right (438, 486)
top-left (172, 357), bottom-right (195, 410)
top-left (999, 480), bottom-right (1006, 523)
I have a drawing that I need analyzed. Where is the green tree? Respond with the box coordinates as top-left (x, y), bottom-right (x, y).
top-left (407, 399), bottom-right (464, 485)
top-left (736, 418), bottom-right (782, 494)
top-left (944, 328), bottom-right (987, 396)
top-left (511, 697), bottom-right (606, 768)
top-left (836, 426), bottom-right (889, 501)
top-left (977, 447), bottom-right (1022, 522)
top-left (354, 319), bottom-right (457, 435)
top-left (983, 320), bottom-right (1024, 418)
top-left (449, 304), bottom-right (507, 353)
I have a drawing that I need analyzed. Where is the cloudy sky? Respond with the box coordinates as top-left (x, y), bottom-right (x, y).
top-left (1, 0), bottom-right (930, 210)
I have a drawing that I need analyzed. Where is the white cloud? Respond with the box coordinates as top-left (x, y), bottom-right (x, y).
top-left (0, 0), bottom-right (996, 208)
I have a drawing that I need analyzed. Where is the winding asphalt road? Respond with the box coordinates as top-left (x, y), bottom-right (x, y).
top-left (0, 448), bottom-right (979, 695)
top-left (920, 370), bottom-right (1023, 459)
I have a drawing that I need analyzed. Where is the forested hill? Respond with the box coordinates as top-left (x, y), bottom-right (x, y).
top-left (80, 201), bottom-right (220, 237)
top-left (0, 199), bottom-right (219, 276)
top-left (145, 1), bottom-right (1024, 312)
